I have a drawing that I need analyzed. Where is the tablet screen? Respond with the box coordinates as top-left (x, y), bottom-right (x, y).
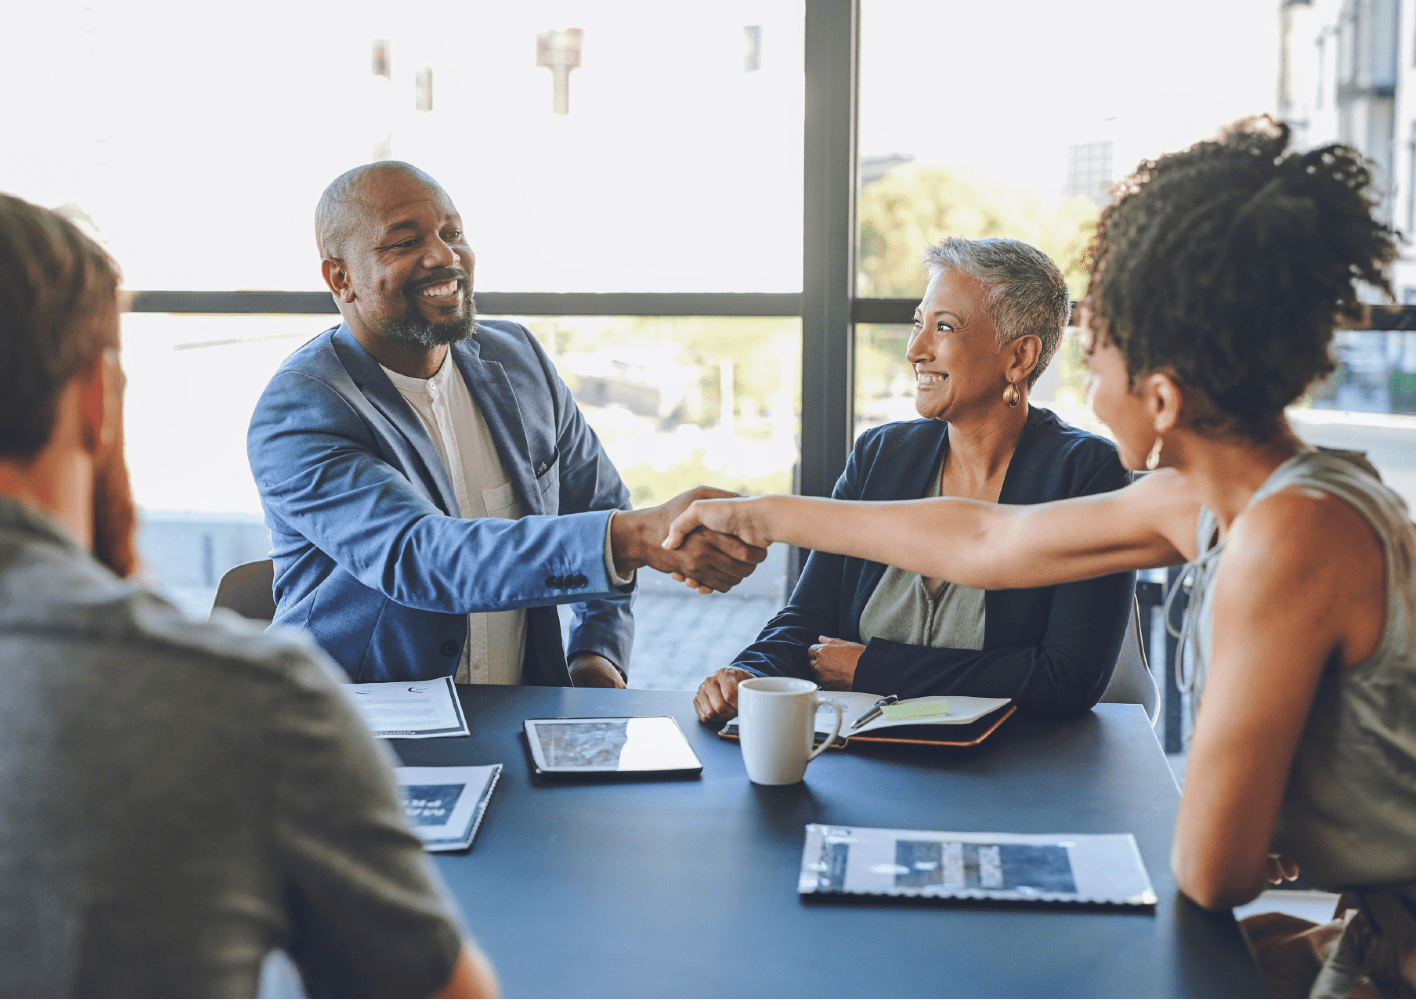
top-left (524, 717), bottom-right (703, 774)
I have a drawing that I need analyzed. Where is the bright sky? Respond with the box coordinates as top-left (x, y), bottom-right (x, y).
top-left (1, 0), bottom-right (1277, 292)
top-left (859, 0), bottom-right (1280, 198)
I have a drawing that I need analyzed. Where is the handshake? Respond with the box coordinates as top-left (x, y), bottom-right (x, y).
top-left (609, 487), bottom-right (768, 593)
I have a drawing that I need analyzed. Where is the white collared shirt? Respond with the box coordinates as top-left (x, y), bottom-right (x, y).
top-left (380, 351), bottom-right (630, 685)
top-left (381, 354), bottom-right (528, 684)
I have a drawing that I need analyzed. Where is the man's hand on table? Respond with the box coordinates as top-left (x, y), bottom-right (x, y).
top-left (611, 487), bottom-right (768, 594)
top-left (693, 666), bottom-right (757, 722)
top-left (808, 636), bottom-right (864, 691)
top-left (568, 653), bottom-right (626, 689)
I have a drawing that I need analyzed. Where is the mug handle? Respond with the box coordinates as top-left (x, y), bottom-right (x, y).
top-left (808, 695), bottom-right (844, 761)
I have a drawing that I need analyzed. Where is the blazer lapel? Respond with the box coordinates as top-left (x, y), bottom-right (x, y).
top-left (847, 421), bottom-right (951, 636)
top-left (895, 420), bottom-right (950, 502)
top-left (449, 340), bottom-right (542, 515)
top-left (331, 325), bottom-right (462, 517)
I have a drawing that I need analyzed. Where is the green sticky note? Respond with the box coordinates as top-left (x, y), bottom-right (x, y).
top-left (878, 698), bottom-right (949, 722)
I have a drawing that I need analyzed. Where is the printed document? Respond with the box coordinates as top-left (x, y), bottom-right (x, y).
top-left (345, 675), bottom-right (469, 739)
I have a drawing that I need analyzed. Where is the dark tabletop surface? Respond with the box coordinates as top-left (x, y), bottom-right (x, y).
top-left (391, 686), bottom-right (1263, 999)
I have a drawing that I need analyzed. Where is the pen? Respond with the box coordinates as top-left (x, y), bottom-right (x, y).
top-left (850, 694), bottom-right (898, 730)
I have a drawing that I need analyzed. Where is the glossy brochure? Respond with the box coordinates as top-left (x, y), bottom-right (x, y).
top-left (798, 824), bottom-right (1157, 907)
top-left (396, 764), bottom-right (502, 852)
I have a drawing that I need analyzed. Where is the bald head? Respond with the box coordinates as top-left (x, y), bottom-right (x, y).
top-left (314, 161), bottom-right (445, 260)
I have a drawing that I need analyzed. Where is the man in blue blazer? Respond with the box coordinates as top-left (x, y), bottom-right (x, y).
top-left (248, 162), bottom-right (764, 684)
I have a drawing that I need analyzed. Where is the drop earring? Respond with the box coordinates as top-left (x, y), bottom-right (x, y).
top-left (1003, 379), bottom-right (1021, 408)
top-left (1145, 436), bottom-right (1164, 471)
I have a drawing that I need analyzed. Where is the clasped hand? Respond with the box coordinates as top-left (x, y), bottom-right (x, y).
top-left (610, 487), bottom-right (767, 593)
top-left (693, 636), bottom-right (863, 722)
top-left (660, 496), bottom-right (771, 593)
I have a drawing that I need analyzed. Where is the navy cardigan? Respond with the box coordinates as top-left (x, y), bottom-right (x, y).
top-left (732, 407), bottom-right (1135, 719)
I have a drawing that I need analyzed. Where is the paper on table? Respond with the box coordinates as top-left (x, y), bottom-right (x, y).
top-left (346, 675), bottom-right (469, 739)
top-left (397, 764), bottom-right (501, 852)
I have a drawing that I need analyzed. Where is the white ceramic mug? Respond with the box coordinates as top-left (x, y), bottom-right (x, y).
top-left (737, 677), bottom-right (844, 785)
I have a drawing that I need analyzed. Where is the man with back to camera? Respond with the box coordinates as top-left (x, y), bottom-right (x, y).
top-left (247, 161), bottom-right (765, 685)
top-left (0, 193), bottom-right (497, 997)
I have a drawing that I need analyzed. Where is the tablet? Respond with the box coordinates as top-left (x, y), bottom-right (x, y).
top-left (523, 716), bottom-right (703, 776)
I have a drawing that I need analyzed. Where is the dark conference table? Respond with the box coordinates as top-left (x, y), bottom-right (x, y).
top-left (391, 686), bottom-right (1264, 998)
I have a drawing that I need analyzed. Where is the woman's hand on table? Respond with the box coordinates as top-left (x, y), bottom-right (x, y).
top-left (809, 636), bottom-right (864, 690)
top-left (694, 667), bottom-right (756, 722)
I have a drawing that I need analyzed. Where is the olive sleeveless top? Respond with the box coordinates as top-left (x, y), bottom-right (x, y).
top-left (1176, 449), bottom-right (1416, 890)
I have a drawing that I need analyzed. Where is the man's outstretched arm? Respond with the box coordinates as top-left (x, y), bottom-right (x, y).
top-left (611, 486), bottom-right (768, 592)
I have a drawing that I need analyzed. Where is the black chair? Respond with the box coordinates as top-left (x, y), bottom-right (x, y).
top-left (210, 559), bottom-right (276, 622)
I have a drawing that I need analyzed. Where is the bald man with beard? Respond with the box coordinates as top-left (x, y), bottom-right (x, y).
top-left (247, 162), bottom-right (765, 686)
top-left (0, 194), bottom-right (498, 997)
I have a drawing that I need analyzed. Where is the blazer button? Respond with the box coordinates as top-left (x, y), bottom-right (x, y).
top-left (536, 462), bottom-right (548, 476)
top-left (441, 640), bottom-right (459, 657)
top-left (545, 575), bottom-right (557, 588)
top-left (573, 574), bottom-right (588, 587)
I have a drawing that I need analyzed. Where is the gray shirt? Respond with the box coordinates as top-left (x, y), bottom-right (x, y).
top-left (857, 460), bottom-right (987, 651)
top-left (1182, 450), bottom-right (1416, 889)
top-left (0, 498), bottom-right (464, 997)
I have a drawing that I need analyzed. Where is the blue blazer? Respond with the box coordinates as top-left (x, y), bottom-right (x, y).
top-left (247, 321), bottom-right (634, 684)
top-left (733, 408), bottom-right (1135, 718)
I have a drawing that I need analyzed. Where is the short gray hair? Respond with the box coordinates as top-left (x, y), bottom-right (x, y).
top-left (921, 237), bottom-right (1070, 388)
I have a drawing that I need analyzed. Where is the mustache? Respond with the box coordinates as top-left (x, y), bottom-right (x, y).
top-left (408, 268), bottom-right (471, 294)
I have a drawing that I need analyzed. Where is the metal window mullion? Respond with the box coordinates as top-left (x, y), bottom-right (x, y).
top-left (798, 0), bottom-right (859, 492)
top-left (122, 290), bottom-right (804, 318)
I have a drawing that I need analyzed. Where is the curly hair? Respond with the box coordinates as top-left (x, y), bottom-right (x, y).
top-left (1083, 117), bottom-right (1399, 440)
top-left (0, 194), bottom-right (121, 458)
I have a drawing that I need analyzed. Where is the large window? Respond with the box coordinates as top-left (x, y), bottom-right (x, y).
top-left (853, 0), bottom-right (1416, 507)
top-left (852, 0), bottom-right (1284, 430)
top-left (12, 1), bottom-right (1416, 700)
top-left (2, 2), bottom-right (804, 293)
top-left (121, 310), bottom-right (799, 688)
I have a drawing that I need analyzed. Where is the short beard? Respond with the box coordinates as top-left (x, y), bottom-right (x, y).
top-left (92, 431), bottom-right (137, 579)
top-left (380, 277), bottom-right (476, 348)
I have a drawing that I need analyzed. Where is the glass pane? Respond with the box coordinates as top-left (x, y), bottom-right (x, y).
top-left (506, 315), bottom-right (801, 692)
top-left (1291, 330), bottom-right (1416, 509)
top-left (857, 0), bottom-right (1282, 301)
top-left (122, 313), bottom-right (800, 691)
top-left (4, 2), bottom-right (804, 293)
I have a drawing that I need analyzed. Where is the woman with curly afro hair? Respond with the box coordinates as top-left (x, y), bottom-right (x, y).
top-left (666, 118), bottom-right (1416, 995)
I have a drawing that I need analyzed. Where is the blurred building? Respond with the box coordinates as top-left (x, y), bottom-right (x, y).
top-left (1278, 0), bottom-right (1400, 262)
top-left (1063, 140), bottom-right (1113, 207)
top-left (1278, 0), bottom-right (1416, 419)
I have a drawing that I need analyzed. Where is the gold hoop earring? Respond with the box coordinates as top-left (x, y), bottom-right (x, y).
top-left (1003, 380), bottom-right (1021, 408)
top-left (1145, 436), bottom-right (1164, 471)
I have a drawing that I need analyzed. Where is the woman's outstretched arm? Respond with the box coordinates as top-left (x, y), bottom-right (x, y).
top-left (665, 468), bottom-right (1200, 589)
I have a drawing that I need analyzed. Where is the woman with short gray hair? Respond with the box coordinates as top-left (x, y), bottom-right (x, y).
top-left (694, 236), bottom-right (1134, 722)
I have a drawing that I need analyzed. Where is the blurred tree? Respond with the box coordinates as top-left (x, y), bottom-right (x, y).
top-left (857, 164), bottom-right (1100, 299)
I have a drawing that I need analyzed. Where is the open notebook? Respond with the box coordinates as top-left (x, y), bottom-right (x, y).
top-left (719, 691), bottom-right (1015, 748)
